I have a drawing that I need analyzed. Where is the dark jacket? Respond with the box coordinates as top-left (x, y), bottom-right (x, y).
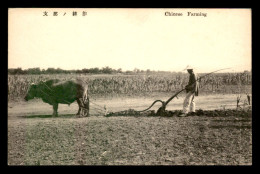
top-left (185, 73), bottom-right (199, 96)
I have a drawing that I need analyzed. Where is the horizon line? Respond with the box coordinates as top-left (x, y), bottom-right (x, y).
top-left (8, 66), bottom-right (251, 74)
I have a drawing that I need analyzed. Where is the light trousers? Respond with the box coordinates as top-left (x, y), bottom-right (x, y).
top-left (183, 91), bottom-right (195, 114)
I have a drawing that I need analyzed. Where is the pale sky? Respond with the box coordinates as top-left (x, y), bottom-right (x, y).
top-left (8, 8), bottom-right (251, 73)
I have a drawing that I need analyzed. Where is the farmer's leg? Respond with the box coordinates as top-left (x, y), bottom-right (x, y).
top-left (190, 94), bottom-right (195, 112)
top-left (183, 92), bottom-right (193, 114)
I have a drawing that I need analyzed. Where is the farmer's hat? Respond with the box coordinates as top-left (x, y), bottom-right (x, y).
top-left (183, 65), bottom-right (194, 71)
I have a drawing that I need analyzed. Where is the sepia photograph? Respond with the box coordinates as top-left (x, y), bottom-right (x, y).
top-left (8, 8), bottom-right (252, 165)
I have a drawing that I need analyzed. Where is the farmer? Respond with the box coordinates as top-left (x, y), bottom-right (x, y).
top-left (179, 66), bottom-right (199, 117)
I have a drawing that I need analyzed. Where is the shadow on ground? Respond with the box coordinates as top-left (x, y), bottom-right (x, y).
top-left (20, 114), bottom-right (76, 119)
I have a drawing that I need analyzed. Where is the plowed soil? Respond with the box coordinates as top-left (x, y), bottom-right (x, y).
top-left (8, 95), bottom-right (252, 165)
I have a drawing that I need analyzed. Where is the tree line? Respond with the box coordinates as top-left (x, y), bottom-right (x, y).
top-left (8, 67), bottom-right (173, 75)
top-left (8, 67), bottom-right (251, 75)
top-left (8, 67), bottom-right (123, 75)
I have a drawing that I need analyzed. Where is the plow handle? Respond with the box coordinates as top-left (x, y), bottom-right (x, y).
top-left (163, 88), bottom-right (186, 107)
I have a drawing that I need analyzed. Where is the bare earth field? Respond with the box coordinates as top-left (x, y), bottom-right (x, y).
top-left (8, 94), bottom-right (252, 165)
top-left (8, 94), bottom-right (250, 117)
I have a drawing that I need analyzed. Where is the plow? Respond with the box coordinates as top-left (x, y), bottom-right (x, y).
top-left (88, 68), bottom-right (251, 118)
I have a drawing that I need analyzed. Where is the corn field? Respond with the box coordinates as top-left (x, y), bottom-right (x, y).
top-left (8, 72), bottom-right (251, 101)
